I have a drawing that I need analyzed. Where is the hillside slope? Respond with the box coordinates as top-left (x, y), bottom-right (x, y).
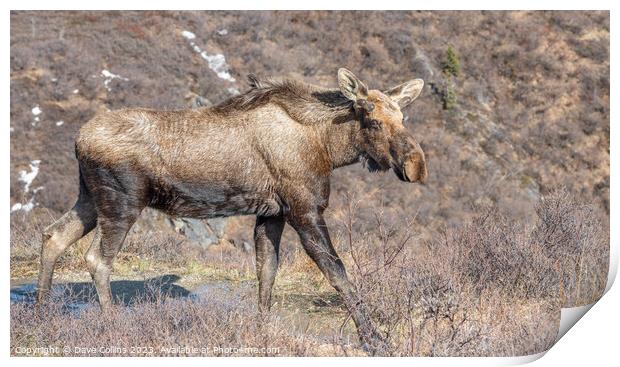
top-left (10, 10), bottom-right (609, 245)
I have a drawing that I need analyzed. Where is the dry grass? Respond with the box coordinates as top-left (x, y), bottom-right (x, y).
top-left (532, 189), bottom-right (609, 306)
top-left (11, 289), bottom-right (319, 356)
top-left (327, 187), bottom-right (606, 356)
top-left (10, 188), bottom-right (608, 357)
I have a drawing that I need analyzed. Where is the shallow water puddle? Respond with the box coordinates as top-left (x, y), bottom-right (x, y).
top-left (10, 277), bottom-right (355, 341)
top-left (10, 281), bottom-right (91, 312)
top-left (10, 277), bottom-right (255, 311)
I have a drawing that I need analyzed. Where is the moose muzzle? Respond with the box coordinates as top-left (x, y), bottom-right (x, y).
top-left (402, 151), bottom-right (428, 183)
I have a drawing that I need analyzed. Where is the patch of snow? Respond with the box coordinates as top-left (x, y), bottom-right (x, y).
top-left (11, 194), bottom-right (38, 213)
top-left (182, 30), bottom-right (236, 83)
top-left (10, 127), bottom-right (14, 132)
top-left (56, 121), bottom-right (64, 126)
top-left (11, 186), bottom-right (43, 213)
top-left (102, 70), bottom-right (120, 79)
top-left (11, 199), bottom-right (34, 213)
top-left (217, 29), bottom-right (228, 36)
top-left (181, 30), bottom-right (196, 40)
top-left (200, 52), bottom-right (236, 82)
top-left (18, 160), bottom-right (41, 193)
top-left (101, 69), bottom-right (129, 92)
top-left (190, 42), bottom-right (202, 54)
top-left (72, 89), bottom-right (79, 94)
top-left (227, 87), bottom-right (240, 95)
top-left (31, 106), bottom-right (42, 126)
top-left (51, 78), bottom-right (58, 82)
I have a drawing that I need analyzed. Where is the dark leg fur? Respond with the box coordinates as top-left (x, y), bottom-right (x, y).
top-left (287, 209), bottom-right (388, 355)
top-left (80, 162), bottom-right (147, 309)
top-left (254, 215), bottom-right (285, 311)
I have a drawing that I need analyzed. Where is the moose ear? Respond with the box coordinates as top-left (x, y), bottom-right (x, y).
top-left (338, 68), bottom-right (369, 101)
top-left (384, 79), bottom-right (424, 108)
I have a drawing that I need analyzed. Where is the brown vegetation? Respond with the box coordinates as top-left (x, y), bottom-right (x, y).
top-left (10, 189), bottom-right (608, 356)
top-left (10, 10), bottom-right (609, 357)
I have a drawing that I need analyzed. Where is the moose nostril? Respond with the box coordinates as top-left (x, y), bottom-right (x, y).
top-left (419, 164), bottom-right (428, 184)
top-left (411, 153), bottom-right (428, 184)
top-left (421, 160), bottom-right (429, 182)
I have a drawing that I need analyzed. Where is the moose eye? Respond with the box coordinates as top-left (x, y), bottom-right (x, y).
top-left (368, 119), bottom-right (381, 129)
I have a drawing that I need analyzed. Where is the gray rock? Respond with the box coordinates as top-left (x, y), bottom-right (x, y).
top-left (411, 52), bottom-right (435, 82)
top-left (167, 217), bottom-right (228, 248)
top-left (191, 95), bottom-right (212, 108)
top-left (232, 238), bottom-right (254, 253)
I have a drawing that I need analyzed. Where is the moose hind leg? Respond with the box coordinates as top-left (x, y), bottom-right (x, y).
top-left (254, 216), bottom-right (285, 311)
top-left (37, 192), bottom-right (97, 302)
top-left (85, 209), bottom-right (141, 310)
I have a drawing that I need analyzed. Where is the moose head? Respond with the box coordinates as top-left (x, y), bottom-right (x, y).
top-left (338, 68), bottom-right (428, 183)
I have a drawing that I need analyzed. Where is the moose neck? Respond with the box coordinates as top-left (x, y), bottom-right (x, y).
top-left (221, 79), bottom-right (365, 170)
top-left (323, 113), bottom-right (364, 169)
top-left (266, 85), bottom-right (363, 170)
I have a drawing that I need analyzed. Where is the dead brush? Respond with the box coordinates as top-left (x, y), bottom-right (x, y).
top-left (335, 195), bottom-right (490, 356)
top-left (532, 187), bottom-right (609, 306)
top-left (10, 189), bottom-right (607, 356)
top-left (333, 188), bottom-right (606, 356)
top-left (11, 284), bottom-right (321, 356)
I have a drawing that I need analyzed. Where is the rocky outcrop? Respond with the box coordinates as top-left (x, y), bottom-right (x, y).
top-left (167, 216), bottom-right (227, 248)
top-left (133, 208), bottom-right (229, 248)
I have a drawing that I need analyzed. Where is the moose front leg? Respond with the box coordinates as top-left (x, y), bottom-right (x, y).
top-left (288, 209), bottom-right (387, 355)
top-left (254, 215), bottom-right (285, 312)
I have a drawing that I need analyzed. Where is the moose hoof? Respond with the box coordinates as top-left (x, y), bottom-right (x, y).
top-left (360, 330), bottom-right (390, 356)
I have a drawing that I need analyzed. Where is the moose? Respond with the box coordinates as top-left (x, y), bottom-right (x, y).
top-left (36, 68), bottom-right (427, 353)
